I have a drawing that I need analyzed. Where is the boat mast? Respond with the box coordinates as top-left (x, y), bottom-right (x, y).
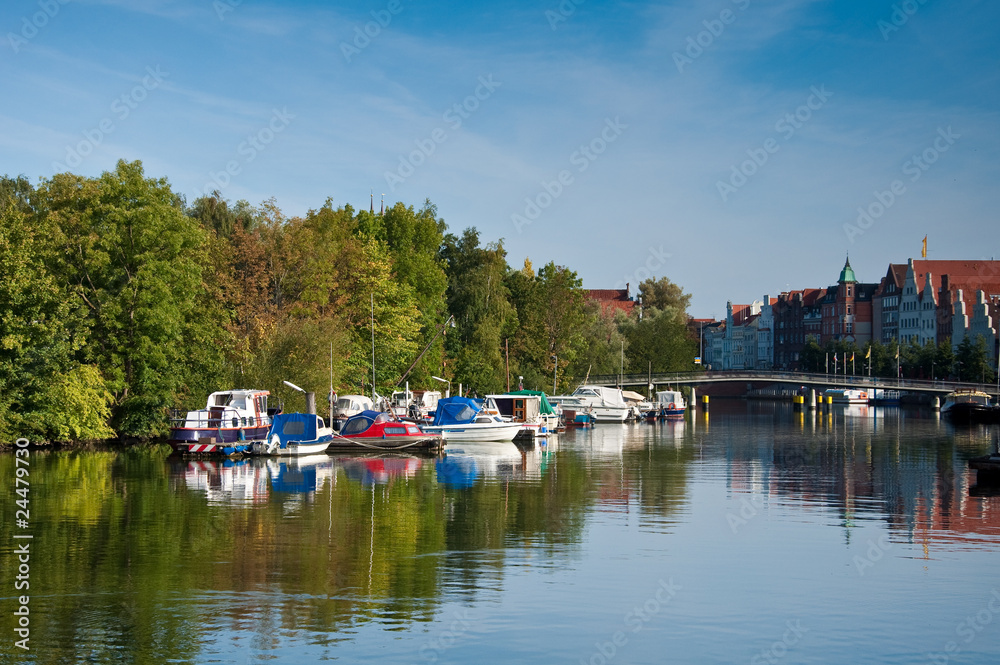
top-left (371, 293), bottom-right (376, 403)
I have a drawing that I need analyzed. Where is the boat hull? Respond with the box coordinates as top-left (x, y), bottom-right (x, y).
top-left (327, 434), bottom-right (442, 451)
top-left (250, 437), bottom-right (333, 456)
top-left (424, 423), bottom-right (523, 442)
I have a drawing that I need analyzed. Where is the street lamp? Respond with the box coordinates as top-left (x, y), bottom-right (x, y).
top-left (431, 375), bottom-right (451, 398)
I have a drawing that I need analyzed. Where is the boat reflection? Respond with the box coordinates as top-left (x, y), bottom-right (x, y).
top-left (175, 457), bottom-right (269, 505)
top-left (436, 440), bottom-right (550, 487)
top-left (334, 456), bottom-right (423, 486)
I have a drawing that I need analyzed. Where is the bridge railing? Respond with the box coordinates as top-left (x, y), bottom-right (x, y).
top-left (584, 371), bottom-right (999, 395)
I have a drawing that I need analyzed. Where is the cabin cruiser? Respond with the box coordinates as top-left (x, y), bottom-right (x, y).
top-left (332, 394), bottom-right (374, 430)
top-left (644, 390), bottom-right (687, 419)
top-left (169, 389), bottom-right (273, 454)
top-left (486, 391), bottom-right (560, 438)
top-left (423, 397), bottom-right (524, 441)
top-left (551, 385), bottom-right (630, 422)
top-left (251, 412), bottom-right (335, 456)
top-left (942, 390), bottom-right (1000, 424)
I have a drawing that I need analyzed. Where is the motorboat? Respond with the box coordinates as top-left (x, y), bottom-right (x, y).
top-left (824, 388), bottom-right (869, 404)
top-left (643, 390), bottom-right (687, 419)
top-left (251, 412), bottom-right (334, 456)
top-left (328, 410), bottom-right (442, 451)
top-left (942, 390), bottom-right (1000, 424)
top-left (388, 389), bottom-right (442, 423)
top-left (486, 391), bottom-right (560, 438)
top-left (169, 389), bottom-right (273, 455)
top-left (423, 396), bottom-right (524, 441)
top-left (332, 394), bottom-right (374, 430)
top-left (551, 385), bottom-right (630, 422)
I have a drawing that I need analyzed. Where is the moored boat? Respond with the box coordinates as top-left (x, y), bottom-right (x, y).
top-left (169, 389), bottom-right (273, 455)
top-left (551, 385), bottom-right (630, 422)
top-left (486, 391), bottom-right (560, 438)
top-left (824, 388), bottom-right (869, 404)
top-left (942, 390), bottom-right (1000, 424)
top-left (423, 396), bottom-right (524, 442)
top-left (329, 410), bottom-right (442, 451)
top-left (643, 390), bottom-right (687, 419)
top-left (251, 412), bottom-right (335, 456)
top-left (332, 394), bottom-right (375, 430)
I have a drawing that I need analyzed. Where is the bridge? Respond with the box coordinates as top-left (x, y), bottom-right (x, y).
top-left (586, 371), bottom-right (1000, 397)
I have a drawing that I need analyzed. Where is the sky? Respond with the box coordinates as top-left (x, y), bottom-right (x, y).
top-left (2, 0), bottom-right (998, 318)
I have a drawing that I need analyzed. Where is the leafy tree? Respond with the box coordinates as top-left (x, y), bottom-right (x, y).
top-left (637, 276), bottom-right (691, 326)
top-left (440, 228), bottom-right (515, 394)
top-left (36, 160), bottom-right (211, 436)
top-left (956, 335), bottom-right (996, 384)
top-left (623, 307), bottom-right (698, 375)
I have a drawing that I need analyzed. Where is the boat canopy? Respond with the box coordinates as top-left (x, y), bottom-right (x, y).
top-left (505, 390), bottom-right (556, 415)
top-left (432, 397), bottom-right (484, 426)
top-left (341, 410), bottom-right (391, 435)
top-left (269, 412), bottom-right (324, 447)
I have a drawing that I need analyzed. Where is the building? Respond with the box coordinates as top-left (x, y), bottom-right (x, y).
top-left (584, 285), bottom-right (636, 318)
top-left (773, 289), bottom-right (823, 370)
top-left (873, 259), bottom-right (1000, 354)
top-left (818, 257), bottom-right (877, 345)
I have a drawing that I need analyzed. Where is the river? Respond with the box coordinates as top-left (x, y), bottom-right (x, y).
top-left (3, 402), bottom-right (1000, 664)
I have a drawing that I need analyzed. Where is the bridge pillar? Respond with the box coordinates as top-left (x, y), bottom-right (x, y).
top-left (689, 387), bottom-right (696, 409)
top-left (932, 396), bottom-right (940, 411)
top-left (808, 388), bottom-right (816, 410)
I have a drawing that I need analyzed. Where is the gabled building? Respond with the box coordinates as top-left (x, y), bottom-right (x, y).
top-left (585, 285), bottom-right (636, 318)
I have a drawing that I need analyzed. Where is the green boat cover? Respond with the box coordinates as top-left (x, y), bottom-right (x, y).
top-left (505, 390), bottom-right (556, 415)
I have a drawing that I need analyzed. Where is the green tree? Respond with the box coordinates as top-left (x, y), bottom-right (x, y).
top-left (441, 228), bottom-right (515, 394)
top-left (956, 335), bottom-right (996, 384)
top-left (637, 276), bottom-right (691, 326)
top-left (37, 160), bottom-right (211, 436)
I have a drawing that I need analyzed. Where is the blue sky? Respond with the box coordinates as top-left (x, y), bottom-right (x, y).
top-left (2, 0), bottom-right (998, 317)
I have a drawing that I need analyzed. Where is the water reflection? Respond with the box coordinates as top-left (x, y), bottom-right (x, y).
top-left (2, 405), bottom-right (999, 664)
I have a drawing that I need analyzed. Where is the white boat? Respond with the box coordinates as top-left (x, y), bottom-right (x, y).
top-left (648, 390), bottom-right (687, 418)
top-left (824, 388), bottom-right (869, 404)
top-left (423, 396), bottom-right (524, 442)
top-left (169, 389), bottom-right (273, 454)
top-left (332, 394), bottom-right (374, 429)
top-left (485, 392), bottom-right (560, 438)
top-left (552, 385), bottom-right (630, 422)
top-left (251, 412), bottom-right (335, 456)
top-left (388, 389), bottom-right (442, 422)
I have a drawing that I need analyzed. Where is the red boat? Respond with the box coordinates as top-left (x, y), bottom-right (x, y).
top-left (329, 410), bottom-right (442, 452)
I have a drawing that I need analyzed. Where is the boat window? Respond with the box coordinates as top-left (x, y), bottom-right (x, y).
top-left (282, 421), bottom-right (305, 436)
top-left (406, 427), bottom-right (420, 434)
top-left (475, 416), bottom-right (493, 424)
top-left (384, 427), bottom-right (407, 435)
top-left (336, 398), bottom-right (353, 409)
top-left (212, 393), bottom-right (233, 406)
top-left (341, 417), bottom-right (373, 435)
top-left (574, 389), bottom-right (598, 397)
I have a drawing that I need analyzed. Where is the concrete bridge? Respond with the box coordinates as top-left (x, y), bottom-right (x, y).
top-left (587, 370), bottom-right (1000, 397)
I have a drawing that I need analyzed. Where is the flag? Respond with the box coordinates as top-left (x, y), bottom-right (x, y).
top-left (851, 353), bottom-right (855, 362)
top-left (865, 347), bottom-right (871, 360)
top-left (922, 235), bottom-right (927, 258)
top-left (895, 347), bottom-right (900, 359)
top-left (834, 353), bottom-right (838, 363)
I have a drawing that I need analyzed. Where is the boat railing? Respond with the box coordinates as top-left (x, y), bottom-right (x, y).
top-left (168, 407), bottom-right (269, 429)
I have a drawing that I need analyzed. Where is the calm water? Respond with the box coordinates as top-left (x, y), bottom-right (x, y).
top-left (4, 402), bottom-right (1000, 665)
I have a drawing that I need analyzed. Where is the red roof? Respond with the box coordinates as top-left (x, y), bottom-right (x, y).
top-left (585, 289), bottom-right (635, 316)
